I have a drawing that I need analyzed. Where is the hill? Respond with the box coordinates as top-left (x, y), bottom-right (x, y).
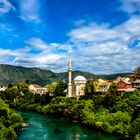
top-left (98, 73), bottom-right (132, 80)
top-left (0, 64), bottom-right (97, 86)
top-left (0, 64), bottom-right (131, 86)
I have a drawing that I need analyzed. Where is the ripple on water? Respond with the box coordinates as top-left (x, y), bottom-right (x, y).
top-left (17, 111), bottom-right (121, 140)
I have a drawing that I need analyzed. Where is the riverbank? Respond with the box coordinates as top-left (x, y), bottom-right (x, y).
top-left (0, 98), bottom-right (23, 140)
top-left (14, 93), bottom-right (140, 140)
top-left (1, 84), bottom-right (140, 140)
top-left (17, 111), bottom-right (120, 140)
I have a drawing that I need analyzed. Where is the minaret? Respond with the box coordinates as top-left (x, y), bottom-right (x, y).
top-left (67, 57), bottom-right (72, 97)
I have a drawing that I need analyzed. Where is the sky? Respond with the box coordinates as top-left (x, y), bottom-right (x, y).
top-left (0, 0), bottom-right (140, 74)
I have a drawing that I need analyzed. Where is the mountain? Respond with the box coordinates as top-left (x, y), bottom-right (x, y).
top-left (0, 64), bottom-right (97, 86)
top-left (98, 73), bottom-right (132, 80)
top-left (0, 64), bottom-right (56, 86)
top-left (0, 64), bottom-right (131, 86)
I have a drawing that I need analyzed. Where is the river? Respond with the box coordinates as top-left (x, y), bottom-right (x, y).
top-left (17, 111), bottom-right (121, 140)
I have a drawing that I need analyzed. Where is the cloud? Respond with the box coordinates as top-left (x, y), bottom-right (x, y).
top-left (120, 0), bottom-right (140, 14)
top-left (26, 38), bottom-right (49, 50)
top-left (0, 0), bottom-right (15, 15)
top-left (13, 52), bottom-right (67, 72)
top-left (18, 0), bottom-right (40, 22)
top-left (0, 16), bottom-right (140, 74)
top-left (69, 16), bottom-right (140, 44)
top-left (66, 17), bottom-right (140, 74)
top-left (10, 38), bottom-right (68, 72)
top-left (0, 47), bottom-right (29, 57)
top-left (1, 15), bottom-right (140, 74)
top-left (2, 16), bottom-right (140, 74)
top-left (26, 37), bottom-right (72, 54)
top-left (0, 47), bottom-right (30, 64)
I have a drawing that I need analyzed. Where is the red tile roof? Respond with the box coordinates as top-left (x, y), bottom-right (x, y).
top-left (30, 84), bottom-right (42, 88)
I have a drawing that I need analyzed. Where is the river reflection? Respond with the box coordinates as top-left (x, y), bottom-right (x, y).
top-left (17, 111), bottom-right (120, 140)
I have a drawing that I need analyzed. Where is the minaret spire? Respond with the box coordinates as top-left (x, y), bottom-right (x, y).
top-left (67, 57), bottom-right (72, 97)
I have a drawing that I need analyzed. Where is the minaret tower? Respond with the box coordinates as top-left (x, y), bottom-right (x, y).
top-left (67, 57), bottom-right (72, 97)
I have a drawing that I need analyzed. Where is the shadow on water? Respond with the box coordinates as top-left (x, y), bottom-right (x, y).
top-left (17, 111), bottom-right (123, 140)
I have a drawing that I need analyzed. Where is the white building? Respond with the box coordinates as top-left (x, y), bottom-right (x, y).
top-left (72, 76), bottom-right (86, 97)
top-left (67, 58), bottom-right (87, 98)
top-left (0, 85), bottom-right (6, 91)
top-left (29, 84), bottom-right (48, 95)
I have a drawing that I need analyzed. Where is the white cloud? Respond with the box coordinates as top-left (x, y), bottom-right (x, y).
top-left (0, 0), bottom-right (15, 15)
top-left (66, 17), bottom-right (140, 74)
top-left (0, 47), bottom-right (29, 57)
top-left (120, 0), bottom-right (140, 14)
top-left (27, 38), bottom-right (49, 50)
top-left (69, 16), bottom-right (140, 44)
top-left (1, 16), bottom-right (140, 74)
top-left (13, 53), bottom-right (67, 72)
top-left (8, 38), bottom-right (68, 72)
top-left (69, 23), bottom-right (117, 43)
top-left (0, 47), bottom-right (31, 64)
top-left (18, 0), bottom-right (40, 22)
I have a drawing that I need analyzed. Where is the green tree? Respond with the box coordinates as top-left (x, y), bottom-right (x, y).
top-left (17, 82), bottom-right (29, 94)
top-left (8, 84), bottom-right (13, 88)
top-left (54, 81), bottom-right (67, 96)
top-left (108, 83), bottom-right (117, 95)
top-left (85, 80), bottom-right (94, 96)
top-left (134, 67), bottom-right (140, 75)
top-left (0, 98), bottom-right (23, 140)
top-left (25, 80), bottom-right (30, 85)
top-left (1, 87), bottom-right (19, 106)
top-left (46, 82), bottom-right (58, 95)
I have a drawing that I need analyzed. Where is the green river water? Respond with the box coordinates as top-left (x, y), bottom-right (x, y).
top-left (17, 111), bottom-right (122, 140)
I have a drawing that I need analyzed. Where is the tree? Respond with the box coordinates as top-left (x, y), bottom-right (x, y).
top-left (17, 82), bottom-right (29, 94)
top-left (46, 81), bottom-right (67, 96)
top-left (46, 83), bottom-right (58, 95)
top-left (131, 117), bottom-right (140, 135)
top-left (1, 87), bottom-right (19, 106)
top-left (134, 67), bottom-right (140, 75)
top-left (108, 83), bottom-right (117, 95)
top-left (9, 113), bottom-right (23, 125)
top-left (25, 80), bottom-right (30, 85)
top-left (54, 81), bottom-right (67, 96)
top-left (0, 98), bottom-right (23, 140)
top-left (85, 80), bottom-right (95, 96)
top-left (8, 84), bottom-right (13, 88)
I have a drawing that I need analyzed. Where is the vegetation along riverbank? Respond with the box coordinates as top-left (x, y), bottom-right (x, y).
top-left (0, 98), bottom-right (23, 140)
top-left (0, 81), bottom-right (140, 140)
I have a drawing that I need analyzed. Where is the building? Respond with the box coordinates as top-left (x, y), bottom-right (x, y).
top-left (117, 79), bottom-right (133, 92)
top-left (113, 77), bottom-right (123, 84)
top-left (67, 58), bottom-right (87, 98)
top-left (128, 74), bottom-right (140, 82)
top-left (99, 81), bottom-right (111, 93)
top-left (132, 79), bottom-right (140, 90)
top-left (29, 84), bottom-right (48, 95)
top-left (0, 85), bottom-right (6, 91)
top-left (67, 57), bottom-right (72, 97)
top-left (93, 79), bottom-right (105, 92)
top-left (72, 76), bottom-right (86, 97)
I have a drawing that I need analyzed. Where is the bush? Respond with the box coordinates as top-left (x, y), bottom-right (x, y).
top-left (0, 98), bottom-right (23, 139)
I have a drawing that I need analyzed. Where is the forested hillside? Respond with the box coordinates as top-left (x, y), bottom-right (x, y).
top-left (0, 64), bottom-right (131, 86)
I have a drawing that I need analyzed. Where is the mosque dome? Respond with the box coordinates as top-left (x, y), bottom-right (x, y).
top-left (74, 76), bottom-right (86, 81)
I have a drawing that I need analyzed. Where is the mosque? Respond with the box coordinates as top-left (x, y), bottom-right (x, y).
top-left (66, 58), bottom-right (87, 98)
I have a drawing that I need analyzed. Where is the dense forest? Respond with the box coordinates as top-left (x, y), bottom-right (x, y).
top-left (0, 81), bottom-right (140, 140)
top-left (0, 98), bottom-right (23, 140)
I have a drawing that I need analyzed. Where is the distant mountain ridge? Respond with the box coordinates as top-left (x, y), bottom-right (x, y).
top-left (0, 64), bottom-right (131, 86)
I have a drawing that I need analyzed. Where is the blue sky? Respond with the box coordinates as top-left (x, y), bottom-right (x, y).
top-left (0, 0), bottom-right (140, 74)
